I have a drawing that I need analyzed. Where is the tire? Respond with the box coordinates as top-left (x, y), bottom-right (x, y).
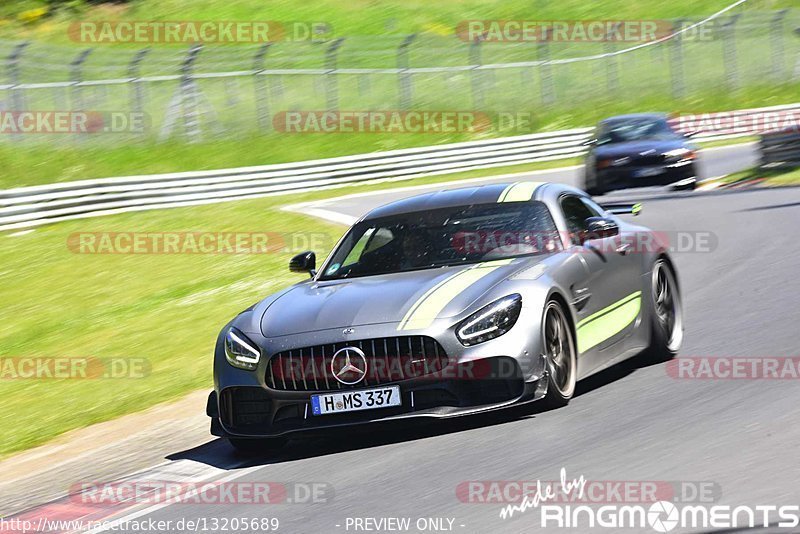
top-left (583, 166), bottom-right (605, 197)
top-left (646, 259), bottom-right (684, 362)
top-left (539, 300), bottom-right (577, 409)
top-left (229, 437), bottom-right (287, 456)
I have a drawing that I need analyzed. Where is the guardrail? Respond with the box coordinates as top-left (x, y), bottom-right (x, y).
top-left (1, 101), bottom-right (796, 232)
top-left (760, 129), bottom-right (800, 167)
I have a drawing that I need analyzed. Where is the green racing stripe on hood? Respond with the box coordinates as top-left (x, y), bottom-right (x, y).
top-left (397, 259), bottom-right (514, 331)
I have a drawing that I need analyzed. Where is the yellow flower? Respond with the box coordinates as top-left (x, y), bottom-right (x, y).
top-left (423, 22), bottom-right (452, 36)
top-left (18, 7), bottom-right (49, 24)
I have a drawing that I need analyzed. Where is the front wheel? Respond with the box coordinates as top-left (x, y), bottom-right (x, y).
top-left (229, 437), bottom-right (287, 456)
top-left (646, 260), bottom-right (684, 361)
top-left (540, 300), bottom-right (577, 409)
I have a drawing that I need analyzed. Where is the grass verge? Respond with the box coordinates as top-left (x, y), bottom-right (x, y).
top-left (722, 166), bottom-right (800, 187)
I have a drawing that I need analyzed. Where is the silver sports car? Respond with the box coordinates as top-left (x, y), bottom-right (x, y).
top-left (207, 181), bottom-right (683, 453)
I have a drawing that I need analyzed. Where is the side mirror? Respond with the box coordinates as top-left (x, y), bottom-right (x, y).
top-left (289, 251), bottom-right (316, 277)
top-left (584, 217), bottom-right (619, 241)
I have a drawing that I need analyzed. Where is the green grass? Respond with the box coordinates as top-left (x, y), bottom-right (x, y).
top-left (1, 0), bottom-right (794, 41)
top-left (722, 166), bottom-right (800, 186)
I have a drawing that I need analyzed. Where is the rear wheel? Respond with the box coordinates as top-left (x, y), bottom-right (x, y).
top-left (647, 260), bottom-right (684, 361)
top-left (229, 437), bottom-right (287, 456)
top-left (540, 300), bottom-right (577, 409)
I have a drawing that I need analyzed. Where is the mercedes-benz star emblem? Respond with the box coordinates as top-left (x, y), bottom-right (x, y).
top-left (330, 347), bottom-right (368, 385)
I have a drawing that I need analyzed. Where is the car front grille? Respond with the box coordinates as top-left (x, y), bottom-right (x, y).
top-left (219, 387), bottom-right (272, 428)
top-left (265, 336), bottom-right (448, 391)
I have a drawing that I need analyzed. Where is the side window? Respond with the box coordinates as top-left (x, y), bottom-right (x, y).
top-left (342, 227), bottom-right (396, 267)
top-left (580, 197), bottom-right (604, 218)
top-left (342, 228), bottom-right (376, 267)
top-left (560, 195), bottom-right (603, 245)
top-left (363, 227), bottom-right (394, 254)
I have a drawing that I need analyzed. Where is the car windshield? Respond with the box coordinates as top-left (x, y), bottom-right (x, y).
top-left (319, 201), bottom-right (562, 280)
top-left (597, 117), bottom-right (678, 145)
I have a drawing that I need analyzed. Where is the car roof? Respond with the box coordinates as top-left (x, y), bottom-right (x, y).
top-left (360, 181), bottom-right (585, 221)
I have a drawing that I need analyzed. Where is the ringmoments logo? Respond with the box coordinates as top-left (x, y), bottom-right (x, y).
top-left (493, 468), bottom-right (800, 531)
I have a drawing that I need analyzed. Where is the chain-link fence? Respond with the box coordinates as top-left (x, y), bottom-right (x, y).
top-left (0, 9), bottom-right (797, 143)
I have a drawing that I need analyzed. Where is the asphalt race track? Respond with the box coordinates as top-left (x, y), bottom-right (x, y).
top-left (9, 142), bottom-right (800, 534)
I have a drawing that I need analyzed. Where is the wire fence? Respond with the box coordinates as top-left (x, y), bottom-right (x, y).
top-left (0, 9), bottom-right (797, 144)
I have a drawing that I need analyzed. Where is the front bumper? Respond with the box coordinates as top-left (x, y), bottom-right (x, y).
top-left (211, 298), bottom-right (553, 438)
top-left (597, 160), bottom-right (696, 191)
top-left (209, 354), bottom-right (548, 438)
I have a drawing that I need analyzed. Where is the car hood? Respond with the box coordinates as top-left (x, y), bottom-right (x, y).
top-left (258, 260), bottom-right (529, 337)
top-left (594, 139), bottom-right (688, 159)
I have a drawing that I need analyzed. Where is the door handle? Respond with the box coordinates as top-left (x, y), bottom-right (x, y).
top-left (616, 243), bottom-right (632, 255)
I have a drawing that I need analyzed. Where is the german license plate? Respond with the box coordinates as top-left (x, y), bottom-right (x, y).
top-left (311, 385), bottom-right (401, 416)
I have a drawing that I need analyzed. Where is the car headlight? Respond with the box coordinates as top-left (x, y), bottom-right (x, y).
top-left (597, 157), bottom-right (630, 169)
top-left (456, 294), bottom-right (522, 346)
top-left (663, 148), bottom-right (695, 161)
top-left (224, 328), bottom-right (261, 370)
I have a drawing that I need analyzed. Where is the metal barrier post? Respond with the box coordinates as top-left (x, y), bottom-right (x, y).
top-left (771, 10), bottom-right (789, 79)
top-left (253, 43), bottom-right (271, 131)
top-left (397, 34), bottom-right (417, 110)
top-left (721, 14), bottom-right (741, 89)
top-left (605, 23), bottom-right (621, 95)
top-left (670, 18), bottom-right (686, 99)
top-left (538, 28), bottom-right (554, 105)
top-left (325, 38), bottom-right (345, 110)
top-left (469, 36), bottom-right (484, 109)
top-left (180, 45), bottom-right (203, 142)
top-left (70, 48), bottom-right (93, 111)
top-left (128, 48), bottom-right (150, 134)
top-left (7, 42), bottom-right (29, 113)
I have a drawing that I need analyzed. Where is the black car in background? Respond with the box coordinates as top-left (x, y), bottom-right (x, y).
top-left (583, 113), bottom-right (698, 196)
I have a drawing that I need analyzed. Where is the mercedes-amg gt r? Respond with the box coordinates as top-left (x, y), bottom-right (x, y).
top-left (207, 181), bottom-right (683, 453)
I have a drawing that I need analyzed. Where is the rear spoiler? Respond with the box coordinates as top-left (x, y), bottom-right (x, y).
top-left (600, 202), bottom-right (643, 216)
